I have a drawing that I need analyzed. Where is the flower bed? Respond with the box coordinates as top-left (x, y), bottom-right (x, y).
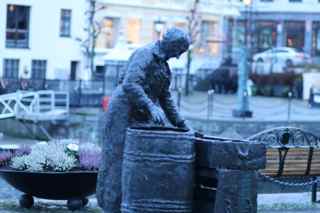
top-left (0, 140), bottom-right (101, 210)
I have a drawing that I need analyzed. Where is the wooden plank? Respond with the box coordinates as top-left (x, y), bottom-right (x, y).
top-left (261, 147), bottom-right (320, 176)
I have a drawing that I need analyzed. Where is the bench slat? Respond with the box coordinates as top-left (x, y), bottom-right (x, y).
top-left (263, 147), bottom-right (320, 176)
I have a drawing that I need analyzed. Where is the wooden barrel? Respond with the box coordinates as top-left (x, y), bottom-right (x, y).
top-left (121, 127), bottom-right (195, 213)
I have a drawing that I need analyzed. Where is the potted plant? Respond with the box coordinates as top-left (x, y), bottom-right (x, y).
top-left (0, 140), bottom-right (101, 211)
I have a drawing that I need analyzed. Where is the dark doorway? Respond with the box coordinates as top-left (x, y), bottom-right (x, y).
top-left (70, 61), bottom-right (78, 80)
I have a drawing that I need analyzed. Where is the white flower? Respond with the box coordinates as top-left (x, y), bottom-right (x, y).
top-left (37, 141), bottom-right (48, 146)
top-left (67, 143), bottom-right (79, 152)
top-left (11, 142), bottom-right (76, 172)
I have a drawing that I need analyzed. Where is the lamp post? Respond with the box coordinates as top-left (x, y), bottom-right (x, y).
top-left (154, 19), bottom-right (165, 40)
top-left (232, 0), bottom-right (253, 118)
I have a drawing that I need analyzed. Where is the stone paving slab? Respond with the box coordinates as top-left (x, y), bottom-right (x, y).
top-left (0, 199), bottom-right (100, 213)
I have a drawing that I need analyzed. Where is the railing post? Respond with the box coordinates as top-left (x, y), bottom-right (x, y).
top-left (14, 91), bottom-right (20, 115)
top-left (212, 89), bottom-right (215, 119)
top-left (312, 177), bottom-right (318, 203)
top-left (66, 92), bottom-right (70, 113)
top-left (177, 88), bottom-right (181, 112)
top-left (207, 90), bottom-right (214, 120)
top-left (287, 91), bottom-right (292, 122)
top-left (79, 80), bottom-right (82, 106)
top-left (51, 91), bottom-right (55, 111)
top-left (102, 78), bottom-right (106, 96)
top-left (36, 92), bottom-right (40, 114)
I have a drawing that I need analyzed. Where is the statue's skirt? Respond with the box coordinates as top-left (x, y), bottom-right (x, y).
top-left (121, 127), bottom-right (195, 213)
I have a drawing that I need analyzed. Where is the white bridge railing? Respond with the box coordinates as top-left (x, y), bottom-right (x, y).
top-left (0, 90), bottom-right (69, 121)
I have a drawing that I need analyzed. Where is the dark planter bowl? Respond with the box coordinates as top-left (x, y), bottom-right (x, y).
top-left (0, 168), bottom-right (97, 200)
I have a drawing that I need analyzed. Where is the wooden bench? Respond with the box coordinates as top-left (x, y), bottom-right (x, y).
top-left (248, 126), bottom-right (320, 202)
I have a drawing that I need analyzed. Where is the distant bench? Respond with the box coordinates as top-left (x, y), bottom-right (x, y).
top-left (248, 127), bottom-right (320, 202)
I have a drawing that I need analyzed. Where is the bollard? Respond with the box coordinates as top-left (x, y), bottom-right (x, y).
top-left (207, 90), bottom-right (214, 120)
top-left (212, 89), bottom-right (215, 119)
top-left (287, 91), bottom-right (292, 122)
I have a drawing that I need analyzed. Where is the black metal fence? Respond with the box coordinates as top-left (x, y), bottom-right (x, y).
top-left (0, 78), bottom-right (115, 108)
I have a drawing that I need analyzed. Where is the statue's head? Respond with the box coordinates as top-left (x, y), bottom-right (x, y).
top-left (159, 27), bottom-right (191, 60)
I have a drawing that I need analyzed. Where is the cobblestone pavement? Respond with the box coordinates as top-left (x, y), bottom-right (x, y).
top-left (0, 179), bottom-right (101, 212)
top-left (0, 177), bottom-right (320, 213)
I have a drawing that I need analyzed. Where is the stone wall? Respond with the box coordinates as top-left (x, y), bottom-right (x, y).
top-left (1, 107), bottom-right (320, 142)
top-left (186, 117), bottom-right (320, 139)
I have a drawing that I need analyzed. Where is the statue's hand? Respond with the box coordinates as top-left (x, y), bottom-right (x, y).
top-left (176, 120), bottom-right (191, 131)
top-left (150, 106), bottom-right (166, 125)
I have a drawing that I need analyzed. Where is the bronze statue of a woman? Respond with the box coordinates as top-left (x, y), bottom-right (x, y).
top-left (97, 27), bottom-right (191, 213)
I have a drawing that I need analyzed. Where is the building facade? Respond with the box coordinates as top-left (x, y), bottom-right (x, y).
top-left (0, 0), bottom-right (87, 80)
top-left (230, 0), bottom-right (320, 58)
top-left (95, 0), bottom-right (241, 71)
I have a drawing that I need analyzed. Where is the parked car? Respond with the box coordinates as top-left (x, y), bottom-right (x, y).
top-left (252, 47), bottom-right (311, 74)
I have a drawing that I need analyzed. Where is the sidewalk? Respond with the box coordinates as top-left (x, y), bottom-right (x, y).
top-left (258, 193), bottom-right (320, 212)
top-left (177, 91), bottom-right (320, 121)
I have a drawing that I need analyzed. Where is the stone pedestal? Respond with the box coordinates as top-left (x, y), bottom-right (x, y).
top-left (194, 136), bottom-right (266, 213)
top-left (214, 170), bottom-right (258, 213)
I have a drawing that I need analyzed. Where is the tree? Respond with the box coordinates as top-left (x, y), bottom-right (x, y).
top-left (80, 0), bottom-right (106, 76)
top-left (185, 0), bottom-right (201, 96)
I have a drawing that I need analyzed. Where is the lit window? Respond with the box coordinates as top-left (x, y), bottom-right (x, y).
top-left (174, 22), bottom-right (187, 31)
top-left (127, 18), bottom-right (141, 44)
top-left (198, 20), bottom-right (219, 55)
top-left (96, 17), bottom-right (120, 48)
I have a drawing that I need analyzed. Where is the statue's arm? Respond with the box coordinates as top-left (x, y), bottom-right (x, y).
top-left (160, 89), bottom-right (187, 128)
top-left (122, 53), bottom-right (155, 114)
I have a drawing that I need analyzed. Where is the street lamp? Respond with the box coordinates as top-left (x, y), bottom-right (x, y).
top-left (232, 0), bottom-right (253, 118)
top-left (243, 0), bottom-right (252, 6)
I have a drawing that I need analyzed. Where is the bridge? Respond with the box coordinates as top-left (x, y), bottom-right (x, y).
top-left (0, 90), bottom-right (69, 139)
top-left (0, 90), bottom-right (69, 121)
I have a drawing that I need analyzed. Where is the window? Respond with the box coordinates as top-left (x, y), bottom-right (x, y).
top-left (312, 22), bottom-right (320, 56)
top-left (127, 18), bottom-right (141, 44)
top-left (6, 5), bottom-right (30, 48)
top-left (198, 20), bottom-right (218, 55)
top-left (3, 59), bottom-right (19, 79)
top-left (285, 21), bottom-right (305, 50)
top-left (31, 60), bottom-right (47, 79)
top-left (96, 17), bottom-right (120, 48)
top-left (255, 21), bottom-right (277, 52)
top-left (60, 9), bottom-right (72, 37)
top-left (174, 22), bottom-right (187, 31)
